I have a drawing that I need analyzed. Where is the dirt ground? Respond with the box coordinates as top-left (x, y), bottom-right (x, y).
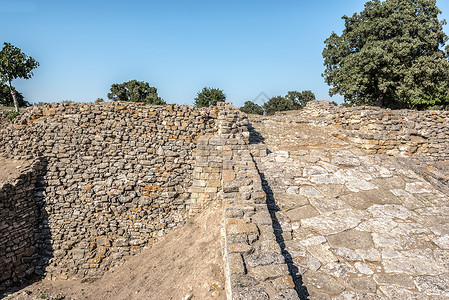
top-left (4, 204), bottom-right (225, 300)
top-left (0, 156), bottom-right (28, 183)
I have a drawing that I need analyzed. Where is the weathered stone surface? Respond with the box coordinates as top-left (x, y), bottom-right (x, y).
top-left (307, 244), bottom-right (338, 265)
top-left (354, 263), bottom-right (374, 275)
top-left (246, 252), bottom-right (285, 267)
top-left (379, 286), bottom-right (429, 300)
top-left (344, 277), bottom-right (377, 293)
top-left (367, 204), bottom-right (412, 220)
top-left (433, 235), bottom-right (449, 249)
top-left (285, 205), bottom-right (319, 221)
top-left (333, 248), bottom-right (362, 262)
top-left (327, 229), bottom-right (374, 249)
top-left (302, 271), bottom-right (345, 294)
top-left (270, 275), bottom-right (295, 291)
top-left (275, 289), bottom-right (300, 300)
top-left (309, 197), bottom-right (351, 213)
top-left (229, 253), bottom-right (246, 275)
top-left (233, 286), bottom-right (269, 300)
top-left (301, 210), bottom-right (370, 235)
top-left (382, 250), bottom-right (447, 275)
top-left (405, 182), bottom-right (433, 194)
top-left (414, 276), bottom-right (449, 296)
top-left (251, 264), bottom-right (289, 281)
top-left (373, 274), bottom-right (415, 289)
top-left (227, 223), bottom-right (259, 236)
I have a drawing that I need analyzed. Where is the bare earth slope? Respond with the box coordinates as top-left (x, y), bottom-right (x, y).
top-left (5, 204), bottom-right (225, 300)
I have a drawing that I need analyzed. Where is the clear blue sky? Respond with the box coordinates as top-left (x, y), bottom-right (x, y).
top-left (2, 0), bottom-right (449, 107)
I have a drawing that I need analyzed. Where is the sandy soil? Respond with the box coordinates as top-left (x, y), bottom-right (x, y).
top-left (5, 204), bottom-right (225, 300)
top-left (0, 156), bottom-right (29, 183)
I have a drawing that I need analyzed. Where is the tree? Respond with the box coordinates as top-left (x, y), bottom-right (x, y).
top-left (240, 101), bottom-right (264, 115)
top-left (322, 0), bottom-right (449, 109)
top-left (286, 90), bottom-right (316, 108)
top-left (0, 42), bottom-right (39, 112)
top-left (107, 80), bottom-right (166, 105)
top-left (263, 96), bottom-right (295, 115)
top-left (194, 87), bottom-right (226, 107)
top-left (0, 82), bottom-right (29, 107)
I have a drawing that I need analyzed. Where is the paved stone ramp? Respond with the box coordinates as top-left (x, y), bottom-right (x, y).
top-left (249, 114), bottom-right (449, 299)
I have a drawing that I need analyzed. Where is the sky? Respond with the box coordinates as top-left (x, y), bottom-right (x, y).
top-left (2, 0), bottom-right (449, 107)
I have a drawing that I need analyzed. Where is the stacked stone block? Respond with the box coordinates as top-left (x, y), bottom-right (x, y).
top-left (222, 149), bottom-right (299, 300)
top-left (0, 102), bottom-right (219, 280)
top-left (293, 100), bottom-right (449, 159)
top-left (0, 159), bottom-right (44, 291)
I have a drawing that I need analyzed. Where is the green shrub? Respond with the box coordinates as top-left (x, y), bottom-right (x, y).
top-left (6, 111), bottom-right (19, 120)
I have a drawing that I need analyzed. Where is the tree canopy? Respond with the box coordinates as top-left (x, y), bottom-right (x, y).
top-left (263, 96), bottom-right (295, 115)
top-left (0, 42), bottom-right (39, 112)
top-left (240, 101), bottom-right (264, 115)
top-left (194, 87), bottom-right (226, 107)
top-left (286, 90), bottom-right (316, 108)
top-left (322, 0), bottom-right (449, 109)
top-left (107, 80), bottom-right (166, 105)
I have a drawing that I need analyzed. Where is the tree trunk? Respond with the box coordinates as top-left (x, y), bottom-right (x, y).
top-left (8, 79), bottom-right (19, 112)
top-left (375, 94), bottom-right (383, 107)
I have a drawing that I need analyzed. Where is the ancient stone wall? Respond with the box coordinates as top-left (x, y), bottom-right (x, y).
top-left (0, 102), bottom-right (218, 280)
top-left (0, 159), bottom-right (44, 291)
top-left (287, 101), bottom-right (449, 160)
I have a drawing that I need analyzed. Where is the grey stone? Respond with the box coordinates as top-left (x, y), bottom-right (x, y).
top-left (285, 205), bottom-right (319, 221)
top-left (433, 235), bottom-right (449, 249)
top-left (246, 252), bottom-right (285, 267)
top-left (309, 197), bottom-right (351, 214)
top-left (434, 250), bottom-right (449, 270)
top-left (233, 286), bottom-right (269, 300)
top-left (302, 271), bottom-right (345, 294)
top-left (373, 274), bottom-right (415, 289)
top-left (251, 264), bottom-right (289, 281)
top-left (333, 247), bottom-right (362, 261)
top-left (299, 186), bottom-right (324, 198)
top-left (230, 274), bottom-right (259, 288)
top-left (382, 249), bottom-right (447, 275)
top-left (344, 277), bottom-right (377, 293)
top-left (301, 210), bottom-right (370, 235)
top-left (414, 276), bottom-right (449, 296)
top-left (354, 262), bottom-right (374, 275)
top-left (327, 229), bottom-right (374, 249)
top-left (379, 286), bottom-right (429, 300)
top-left (307, 244), bottom-right (338, 265)
top-left (367, 204), bottom-right (412, 220)
top-left (405, 182), bottom-right (433, 194)
top-left (275, 289), bottom-right (300, 300)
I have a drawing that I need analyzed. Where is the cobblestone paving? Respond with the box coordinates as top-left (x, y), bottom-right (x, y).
top-left (250, 115), bottom-right (449, 299)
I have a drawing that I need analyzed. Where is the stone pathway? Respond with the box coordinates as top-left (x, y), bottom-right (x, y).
top-left (249, 114), bottom-right (449, 299)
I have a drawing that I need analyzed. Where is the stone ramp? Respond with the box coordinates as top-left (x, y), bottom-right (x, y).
top-left (250, 113), bottom-right (449, 299)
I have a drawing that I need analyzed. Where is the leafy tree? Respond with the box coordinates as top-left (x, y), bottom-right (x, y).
top-left (240, 100), bottom-right (264, 115)
top-left (107, 80), bottom-right (166, 105)
top-left (0, 42), bottom-right (39, 112)
top-left (286, 90), bottom-right (316, 108)
top-left (322, 0), bottom-right (449, 109)
top-left (263, 96), bottom-right (295, 115)
top-left (0, 82), bottom-right (29, 107)
top-left (194, 87), bottom-right (226, 107)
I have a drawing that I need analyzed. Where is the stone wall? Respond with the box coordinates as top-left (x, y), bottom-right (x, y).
top-left (284, 101), bottom-right (449, 160)
top-left (0, 102), bottom-right (218, 280)
top-left (0, 159), bottom-right (44, 291)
